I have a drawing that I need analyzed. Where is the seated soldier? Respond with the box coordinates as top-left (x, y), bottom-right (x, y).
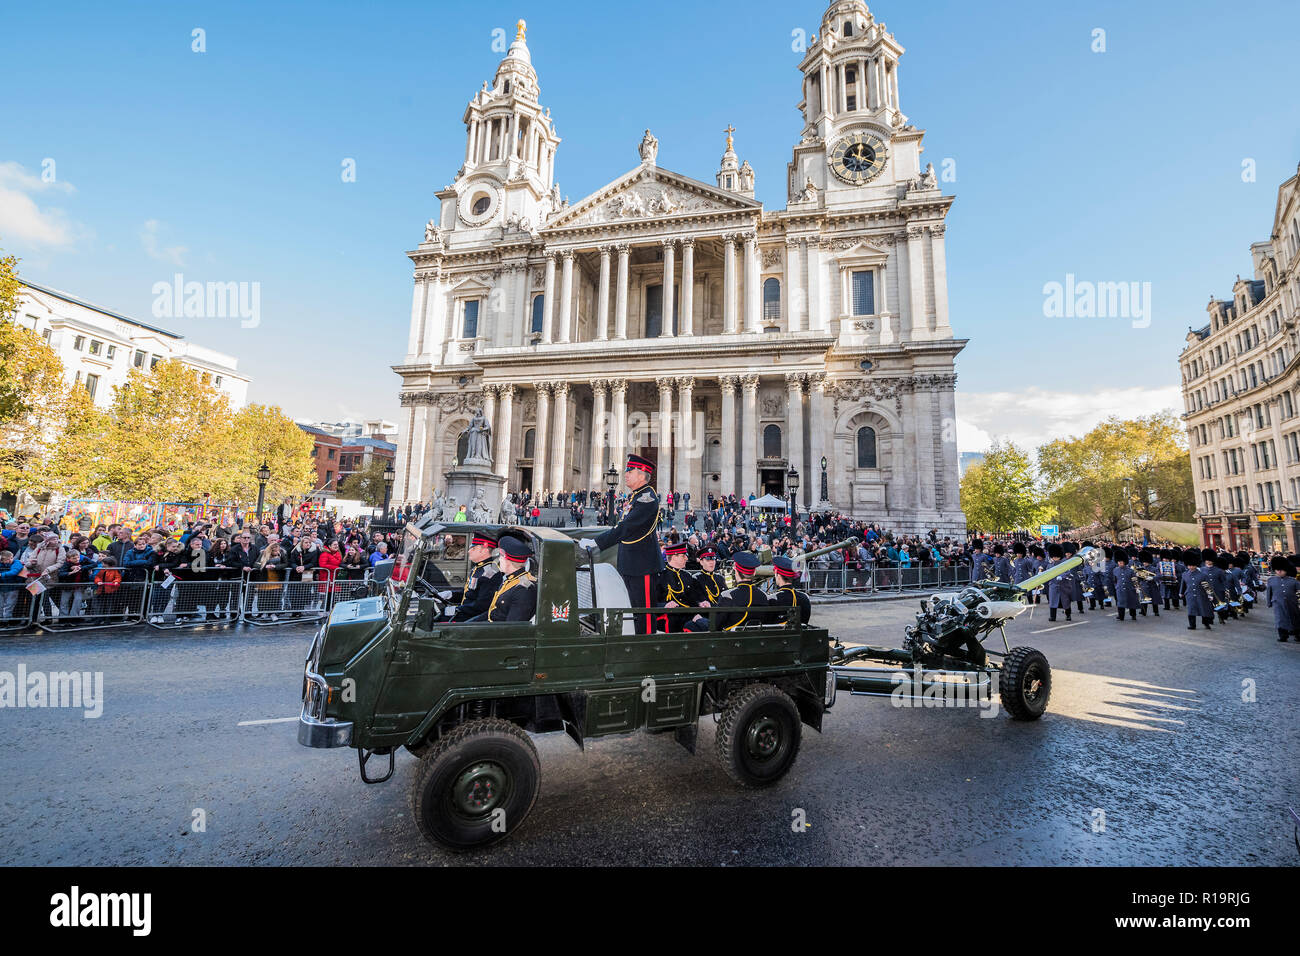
top-left (694, 548), bottom-right (726, 606)
top-left (445, 531), bottom-right (502, 622)
top-left (684, 551), bottom-right (768, 632)
top-left (768, 555), bottom-right (811, 625)
top-left (654, 542), bottom-right (708, 632)
top-left (466, 535), bottom-right (536, 623)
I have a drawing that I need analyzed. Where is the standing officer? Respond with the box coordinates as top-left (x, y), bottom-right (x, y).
top-left (1266, 555), bottom-right (1300, 642)
top-left (581, 453), bottom-right (663, 634)
top-left (448, 531), bottom-right (502, 622)
top-left (467, 535), bottom-right (536, 623)
top-left (991, 543), bottom-right (1013, 584)
top-left (1045, 542), bottom-right (1073, 623)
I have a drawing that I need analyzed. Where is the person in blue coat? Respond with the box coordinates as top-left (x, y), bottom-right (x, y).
top-left (991, 543), bottom-right (1012, 584)
top-left (1063, 540), bottom-right (1087, 614)
top-left (1045, 543), bottom-right (1073, 622)
top-left (1028, 544), bottom-right (1046, 604)
top-left (1231, 552), bottom-right (1254, 615)
top-left (1265, 555), bottom-right (1300, 642)
top-left (970, 538), bottom-right (993, 583)
top-left (1011, 541), bottom-right (1034, 586)
top-left (1112, 551), bottom-right (1140, 620)
top-left (1211, 552), bottom-right (1236, 622)
top-left (1181, 556), bottom-right (1214, 629)
top-left (1137, 549), bottom-right (1162, 617)
top-left (1158, 548), bottom-right (1181, 610)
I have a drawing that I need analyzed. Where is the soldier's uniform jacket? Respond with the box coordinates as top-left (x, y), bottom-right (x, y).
top-left (1012, 555), bottom-right (1036, 585)
top-left (1181, 566), bottom-right (1214, 618)
top-left (992, 555), bottom-right (1013, 583)
top-left (971, 551), bottom-right (993, 581)
top-left (451, 557), bottom-right (502, 622)
top-left (1206, 565), bottom-right (1232, 602)
top-left (695, 569), bottom-right (728, 604)
top-left (654, 564), bottom-right (707, 608)
top-left (1046, 559), bottom-right (1074, 607)
top-left (1266, 575), bottom-right (1300, 630)
top-left (685, 582), bottom-right (768, 632)
top-left (472, 568), bottom-right (536, 623)
top-left (770, 583), bottom-right (812, 625)
top-left (1140, 562), bottom-right (1162, 602)
top-left (594, 486), bottom-right (664, 575)
top-left (1158, 557), bottom-right (1179, 597)
top-left (1111, 565), bottom-right (1140, 609)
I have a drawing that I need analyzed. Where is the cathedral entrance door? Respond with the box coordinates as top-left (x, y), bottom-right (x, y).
top-left (761, 468), bottom-right (785, 496)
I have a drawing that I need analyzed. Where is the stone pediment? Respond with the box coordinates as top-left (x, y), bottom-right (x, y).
top-left (543, 166), bottom-right (760, 232)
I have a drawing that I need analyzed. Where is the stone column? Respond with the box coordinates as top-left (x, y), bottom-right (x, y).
top-left (806, 238), bottom-right (823, 333)
top-left (786, 373), bottom-right (804, 492)
top-left (541, 254), bottom-right (557, 344)
top-left (596, 246), bottom-right (612, 340)
top-left (514, 264), bottom-right (530, 346)
top-left (723, 234), bottom-right (738, 333)
top-left (661, 239), bottom-right (676, 338)
top-left (494, 384), bottom-right (515, 478)
top-left (423, 404), bottom-right (443, 502)
top-left (740, 373), bottom-right (759, 497)
top-left (407, 275), bottom-right (427, 359)
top-left (615, 243), bottom-right (630, 339)
top-left (743, 232), bottom-right (760, 333)
top-left (808, 374), bottom-right (827, 508)
top-left (610, 379), bottom-right (628, 475)
top-left (589, 380), bottom-right (608, 489)
top-left (481, 385), bottom-right (498, 459)
top-left (549, 381), bottom-right (570, 491)
top-left (785, 239), bottom-right (801, 332)
top-left (720, 375), bottom-right (738, 494)
top-left (680, 238), bottom-right (695, 336)
top-left (930, 225), bottom-right (952, 338)
top-left (558, 250), bottom-right (575, 343)
top-left (675, 376), bottom-right (694, 502)
top-left (533, 384), bottom-right (551, 497)
top-left (656, 377), bottom-right (674, 498)
top-left (906, 226), bottom-right (926, 341)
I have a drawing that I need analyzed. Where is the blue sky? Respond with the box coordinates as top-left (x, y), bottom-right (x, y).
top-left (3, 0), bottom-right (1299, 451)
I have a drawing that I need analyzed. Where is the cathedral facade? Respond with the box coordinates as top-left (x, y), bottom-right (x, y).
top-left (392, 0), bottom-right (967, 534)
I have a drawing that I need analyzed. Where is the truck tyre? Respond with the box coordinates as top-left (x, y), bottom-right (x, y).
top-left (999, 646), bottom-right (1051, 720)
top-left (407, 717), bottom-right (540, 851)
top-left (715, 683), bottom-right (801, 787)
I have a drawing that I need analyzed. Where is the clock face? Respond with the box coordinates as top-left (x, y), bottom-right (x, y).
top-left (829, 133), bottom-right (887, 185)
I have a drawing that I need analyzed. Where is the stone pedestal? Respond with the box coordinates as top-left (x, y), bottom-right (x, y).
top-left (443, 459), bottom-right (506, 522)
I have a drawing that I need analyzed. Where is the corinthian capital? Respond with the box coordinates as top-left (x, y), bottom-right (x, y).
top-left (677, 376), bottom-right (695, 392)
top-left (740, 373), bottom-right (760, 390)
top-left (719, 374), bottom-right (739, 393)
top-left (785, 372), bottom-right (806, 391)
top-left (656, 376), bottom-right (676, 394)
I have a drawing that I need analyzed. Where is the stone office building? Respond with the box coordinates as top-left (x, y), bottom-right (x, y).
top-left (392, 1), bottom-right (966, 533)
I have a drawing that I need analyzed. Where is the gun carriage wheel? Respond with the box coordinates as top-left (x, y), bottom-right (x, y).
top-left (408, 717), bottom-right (541, 850)
top-left (715, 683), bottom-right (802, 787)
top-left (998, 646), bottom-right (1051, 721)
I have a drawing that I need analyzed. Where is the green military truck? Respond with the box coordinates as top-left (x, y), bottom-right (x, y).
top-left (300, 523), bottom-right (835, 850)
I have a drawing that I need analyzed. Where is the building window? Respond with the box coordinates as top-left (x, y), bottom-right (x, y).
top-left (73, 335), bottom-right (85, 351)
top-left (106, 345), bottom-right (116, 359)
top-left (725, 175), bottom-right (733, 188)
top-left (762, 278), bottom-right (781, 323)
top-left (472, 195), bottom-right (491, 216)
top-left (462, 299), bottom-right (480, 339)
top-left (531, 295), bottom-right (545, 334)
top-left (84, 373), bottom-right (99, 400)
top-left (523, 428), bottom-right (536, 459)
top-left (311, 446), bottom-right (318, 457)
top-left (134, 350), bottom-right (146, 368)
top-left (856, 426), bottom-right (878, 468)
top-left (42, 329), bottom-right (52, 343)
top-left (215, 375), bottom-right (222, 386)
top-left (763, 424), bottom-right (782, 459)
top-left (325, 471), bottom-right (333, 487)
top-left (850, 271), bottom-right (875, 315)
top-left (150, 355), bottom-right (160, 370)
top-left (89, 340), bottom-right (102, 355)
top-left (327, 448), bottom-right (335, 460)
top-left (844, 21), bottom-right (854, 36)
top-left (456, 431), bottom-right (469, 463)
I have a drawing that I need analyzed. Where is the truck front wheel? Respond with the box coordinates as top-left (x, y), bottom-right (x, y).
top-left (715, 683), bottom-right (802, 787)
top-left (407, 717), bottom-right (540, 851)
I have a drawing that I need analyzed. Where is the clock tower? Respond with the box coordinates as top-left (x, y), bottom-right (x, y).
top-left (787, 0), bottom-right (929, 211)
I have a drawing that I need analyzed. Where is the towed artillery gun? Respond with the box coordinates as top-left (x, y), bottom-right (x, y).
top-left (831, 547), bottom-right (1095, 719)
top-left (299, 522), bottom-right (1086, 851)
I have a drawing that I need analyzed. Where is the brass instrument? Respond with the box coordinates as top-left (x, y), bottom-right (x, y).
top-left (1199, 577), bottom-right (1228, 613)
top-left (1132, 564), bottom-right (1156, 604)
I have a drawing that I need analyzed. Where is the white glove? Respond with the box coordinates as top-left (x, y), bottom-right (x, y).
top-left (438, 590), bottom-right (454, 601)
top-left (578, 538), bottom-right (598, 551)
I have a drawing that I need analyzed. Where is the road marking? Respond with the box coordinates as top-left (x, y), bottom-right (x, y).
top-left (237, 717), bottom-right (298, 726)
top-left (1031, 621), bottom-right (1090, 634)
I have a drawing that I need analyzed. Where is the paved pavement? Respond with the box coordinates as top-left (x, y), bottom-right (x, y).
top-left (1, 596), bottom-right (1297, 865)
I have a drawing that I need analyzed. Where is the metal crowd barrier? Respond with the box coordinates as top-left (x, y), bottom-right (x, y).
top-left (803, 564), bottom-right (972, 595)
top-left (0, 569), bottom-right (378, 635)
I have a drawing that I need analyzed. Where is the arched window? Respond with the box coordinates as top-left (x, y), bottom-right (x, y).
top-left (843, 21), bottom-right (854, 36)
top-left (523, 428), bottom-right (536, 459)
top-left (762, 278), bottom-right (781, 323)
top-left (531, 295), bottom-right (544, 334)
top-left (763, 424), bottom-right (782, 458)
top-left (456, 431), bottom-right (469, 463)
top-left (857, 426), bottom-right (878, 468)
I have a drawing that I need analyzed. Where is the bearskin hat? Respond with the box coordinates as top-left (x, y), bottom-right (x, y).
top-left (993, 543), bottom-right (1005, 556)
top-left (1200, 547), bottom-right (1217, 564)
top-left (1270, 555), bottom-right (1290, 573)
top-left (1138, 549), bottom-right (1153, 563)
top-left (1047, 542), bottom-right (1063, 559)
top-left (1012, 541), bottom-right (1027, 556)
top-left (1232, 551), bottom-right (1249, 568)
top-left (1114, 550), bottom-right (1128, 563)
top-left (1063, 541), bottom-right (1077, 555)
top-left (1214, 553), bottom-right (1231, 570)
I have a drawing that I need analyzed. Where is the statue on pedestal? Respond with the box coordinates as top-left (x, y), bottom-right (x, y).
top-left (464, 409), bottom-right (492, 464)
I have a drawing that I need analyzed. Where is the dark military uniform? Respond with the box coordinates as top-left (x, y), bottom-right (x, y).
top-left (770, 583), bottom-right (811, 625)
top-left (451, 557), bottom-right (502, 622)
top-left (684, 553), bottom-right (767, 632)
top-left (696, 567), bottom-right (727, 604)
top-left (470, 568), bottom-right (536, 623)
top-left (593, 460), bottom-right (664, 634)
top-left (653, 563), bottom-right (707, 632)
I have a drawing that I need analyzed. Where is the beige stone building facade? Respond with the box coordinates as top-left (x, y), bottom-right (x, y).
top-left (392, 1), bottom-right (967, 533)
top-left (1180, 162), bottom-right (1300, 552)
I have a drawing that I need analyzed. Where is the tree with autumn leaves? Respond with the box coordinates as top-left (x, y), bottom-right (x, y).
top-left (1, 250), bottom-right (315, 507)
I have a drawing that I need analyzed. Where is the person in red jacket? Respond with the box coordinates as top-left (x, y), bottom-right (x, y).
top-left (317, 540), bottom-right (343, 601)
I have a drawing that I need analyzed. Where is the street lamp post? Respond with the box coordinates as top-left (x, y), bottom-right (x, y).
top-left (1123, 477), bottom-right (1135, 544)
top-left (604, 466), bottom-right (619, 526)
top-left (255, 461), bottom-right (271, 525)
top-left (786, 467), bottom-right (799, 524)
top-left (819, 455), bottom-right (828, 506)
top-left (382, 462), bottom-right (396, 520)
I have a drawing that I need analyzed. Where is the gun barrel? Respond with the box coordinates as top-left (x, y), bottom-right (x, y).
top-left (1015, 546), bottom-right (1095, 593)
top-left (752, 537), bottom-right (862, 578)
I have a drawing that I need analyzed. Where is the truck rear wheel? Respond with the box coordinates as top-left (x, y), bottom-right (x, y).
top-left (999, 646), bottom-right (1051, 720)
top-left (407, 717), bottom-right (540, 851)
top-left (715, 683), bottom-right (801, 787)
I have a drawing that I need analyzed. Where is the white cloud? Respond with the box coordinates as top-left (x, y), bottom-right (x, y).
top-left (0, 161), bottom-right (83, 246)
top-left (956, 384), bottom-right (1184, 453)
top-left (140, 219), bottom-right (187, 266)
